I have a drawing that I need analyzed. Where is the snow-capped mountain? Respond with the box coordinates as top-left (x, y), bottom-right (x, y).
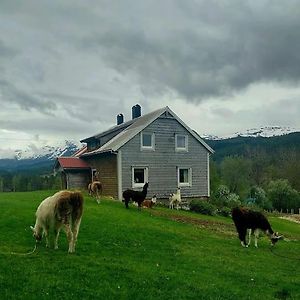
top-left (13, 140), bottom-right (81, 160)
top-left (202, 126), bottom-right (300, 140)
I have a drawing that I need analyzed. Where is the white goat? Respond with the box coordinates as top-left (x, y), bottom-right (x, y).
top-left (30, 190), bottom-right (84, 253)
top-left (169, 188), bottom-right (181, 210)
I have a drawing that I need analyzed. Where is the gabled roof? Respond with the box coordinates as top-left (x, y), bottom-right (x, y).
top-left (55, 157), bottom-right (91, 169)
top-left (81, 106), bottom-right (214, 156)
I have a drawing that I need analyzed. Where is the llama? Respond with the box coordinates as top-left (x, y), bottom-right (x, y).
top-left (142, 195), bottom-right (157, 208)
top-left (123, 182), bottom-right (149, 209)
top-left (88, 181), bottom-right (102, 204)
top-left (232, 207), bottom-right (283, 248)
top-left (169, 188), bottom-right (181, 210)
top-left (30, 190), bottom-right (84, 253)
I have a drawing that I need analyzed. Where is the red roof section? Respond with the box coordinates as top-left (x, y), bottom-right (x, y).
top-left (57, 157), bottom-right (91, 169)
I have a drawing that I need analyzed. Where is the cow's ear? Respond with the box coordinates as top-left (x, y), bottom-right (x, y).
top-left (30, 226), bottom-right (34, 232)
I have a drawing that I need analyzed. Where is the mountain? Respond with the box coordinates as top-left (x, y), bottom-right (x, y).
top-left (201, 126), bottom-right (300, 140)
top-left (0, 140), bottom-right (81, 173)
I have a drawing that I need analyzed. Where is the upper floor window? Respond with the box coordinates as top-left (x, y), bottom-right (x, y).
top-left (175, 134), bottom-right (188, 151)
top-left (141, 132), bottom-right (155, 150)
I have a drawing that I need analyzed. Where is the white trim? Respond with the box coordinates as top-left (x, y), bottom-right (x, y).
top-left (117, 150), bottom-right (122, 201)
top-left (141, 132), bottom-right (155, 151)
top-left (207, 153), bottom-right (210, 197)
top-left (177, 167), bottom-right (192, 187)
top-left (132, 166), bottom-right (149, 188)
top-left (175, 134), bottom-right (188, 152)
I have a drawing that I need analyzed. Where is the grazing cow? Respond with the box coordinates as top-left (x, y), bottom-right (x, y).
top-left (123, 182), bottom-right (149, 209)
top-left (232, 207), bottom-right (283, 248)
top-left (142, 195), bottom-right (157, 208)
top-left (30, 190), bottom-right (84, 253)
top-left (169, 188), bottom-right (181, 210)
top-left (88, 181), bottom-right (102, 204)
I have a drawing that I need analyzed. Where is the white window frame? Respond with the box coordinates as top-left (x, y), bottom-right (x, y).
top-left (177, 167), bottom-right (192, 187)
top-left (175, 134), bottom-right (188, 152)
top-left (132, 166), bottom-right (149, 188)
top-left (141, 132), bottom-right (155, 150)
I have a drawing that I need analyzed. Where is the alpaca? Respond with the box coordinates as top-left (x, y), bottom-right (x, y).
top-left (142, 195), bottom-right (157, 208)
top-left (232, 207), bottom-right (283, 247)
top-left (169, 188), bottom-right (181, 210)
top-left (123, 182), bottom-right (149, 209)
top-left (88, 181), bottom-right (102, 204)
top-left (30, 190), bottom-right (84, 253)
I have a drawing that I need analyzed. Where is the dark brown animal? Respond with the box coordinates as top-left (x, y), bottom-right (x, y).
top-left (232, 207), bottom-right (283, 247)
top-left (142, 195), bottom-right (157, 208)
top-left (123, 182), bottom-right (149, 209)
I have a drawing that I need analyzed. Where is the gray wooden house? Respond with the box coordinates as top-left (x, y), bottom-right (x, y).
top-left (55, 105), bottom-right (214, 199)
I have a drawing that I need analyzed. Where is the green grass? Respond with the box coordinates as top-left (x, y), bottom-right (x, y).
top-left (0, 191), bottom-right (299, 300)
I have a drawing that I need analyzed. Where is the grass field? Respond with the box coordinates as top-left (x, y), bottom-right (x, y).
top-left (0, 191), bottom-right (299, 300)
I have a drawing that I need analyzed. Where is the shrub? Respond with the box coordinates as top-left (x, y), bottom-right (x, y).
top-left (189, 200), bottom-right (217, 216)
top-left (217, 207), bottom-right (232, 217)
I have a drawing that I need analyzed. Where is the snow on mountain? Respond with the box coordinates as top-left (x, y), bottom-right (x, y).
top-left (13, 140), bottom-right (82, 160)
top-left (202, 126), bottom-right (300, 140)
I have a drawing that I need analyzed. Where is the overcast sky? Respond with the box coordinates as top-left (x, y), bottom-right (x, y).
top-left (1, 0), bottom-right (300, 156)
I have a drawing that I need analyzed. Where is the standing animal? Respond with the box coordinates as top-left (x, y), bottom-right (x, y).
top-left (232, 207), bottom-right (283, 248)
top-left (169, 187), bottom-right (181, 210)
top-left (142, 195), bottom-right (157, 208)
top-left (88, 181), bottom-right (102, 204)
top-left (123, 182), bottom-right (149, 209)
top-left (30, 190), bottom-right (84, 253)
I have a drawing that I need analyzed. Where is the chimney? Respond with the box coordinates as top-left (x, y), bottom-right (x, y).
top-left (132, 104), bottom-right (141, 119)
top-left (117, 113), bottom-right (124, 125)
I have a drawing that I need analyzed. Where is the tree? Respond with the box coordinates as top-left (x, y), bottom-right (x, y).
top-left (220, 156), bottom-right (252, 198)
top-left (267, 179), bottom-right (300, 211)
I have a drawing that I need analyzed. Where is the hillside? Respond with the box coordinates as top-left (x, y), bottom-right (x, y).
top-left (0, 191), bottom-right (299, 299)
top-left (205, 132), bottom-right (300, 162)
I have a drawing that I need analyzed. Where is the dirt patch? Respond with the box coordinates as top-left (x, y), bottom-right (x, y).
top-left (279, 215), bottom-right (300, 224)
top-left (150, 210), bottom-right (236, 236)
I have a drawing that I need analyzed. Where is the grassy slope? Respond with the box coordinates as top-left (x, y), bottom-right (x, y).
top-left (0, 191), bottom-right (299, 300)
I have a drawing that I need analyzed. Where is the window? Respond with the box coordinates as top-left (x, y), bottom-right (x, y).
top-left (132, 167), bottom-right (148, 188)
top-left (175, 134), bottom-right (188, 151)
top-left (141, 132), bottom-right (155, 150)
top-left (178, 167), bottom-right (192, 187)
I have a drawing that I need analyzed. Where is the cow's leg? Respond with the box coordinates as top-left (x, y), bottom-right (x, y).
top-left (44, 227), bottom-right (50, 248)
top-left (124, 197), bottom-right (130, 209)
top-left (247, 229), bottom-right (252, 247)
top-left (254, 229), bottom-right (260, 248)
top-left (96, 188), bottom-right (100, 204)
top-left (238, 226), bottom-right (248, 247)
top-left (54, 225), bottom-right (61, 249)
top-left (72, 218), bottom-right (82, 251)
top-left (64, 223), bottom-right (74, 253)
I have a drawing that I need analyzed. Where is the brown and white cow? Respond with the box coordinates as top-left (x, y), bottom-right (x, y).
top-left (30, 190), bottom-right (84, 253)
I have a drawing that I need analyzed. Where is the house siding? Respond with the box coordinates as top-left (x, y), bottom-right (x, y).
top-left (64, 170), bottom-right (90, 190)
top-left (83, 153), bottom-right (118, 198)
top-left (120, 116), bottom-right (209, 199)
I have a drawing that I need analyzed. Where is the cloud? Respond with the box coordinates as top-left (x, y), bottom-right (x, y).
top-left (0, 80), bottom-right (57, 113)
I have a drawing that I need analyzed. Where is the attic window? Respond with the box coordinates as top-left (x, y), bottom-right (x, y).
top-left (175, 134), bottom-right (188, 151)
top-left (141, 133), bottom-right (155, 150)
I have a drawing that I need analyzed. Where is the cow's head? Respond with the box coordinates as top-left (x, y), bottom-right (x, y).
top-left (270, 232), bottom-right (283, 246)
top-left (30, 226), bottom-right (42, 241)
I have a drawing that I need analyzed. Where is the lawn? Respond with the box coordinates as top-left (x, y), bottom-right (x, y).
top-left (0, 191), bottom-right (299, 300)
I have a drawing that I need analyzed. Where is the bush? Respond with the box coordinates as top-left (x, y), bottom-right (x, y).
top-left (189, 200), bottom-right (217, 216)
top-left (217, 207), bottom-right (232, 217)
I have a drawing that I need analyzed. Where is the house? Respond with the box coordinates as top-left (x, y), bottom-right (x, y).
top-left (54, 105), bottom-right (214, 200)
